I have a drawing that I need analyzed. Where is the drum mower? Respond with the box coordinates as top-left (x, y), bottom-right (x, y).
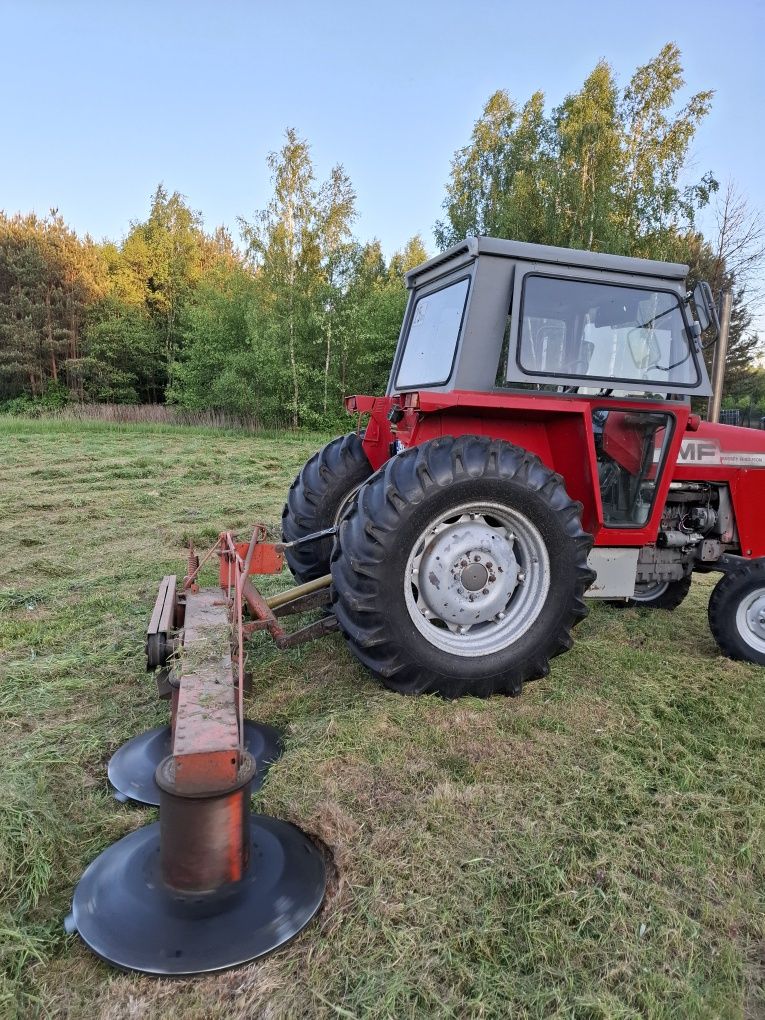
top-left (67, 530), bottom-right (333, 975)
top-left (68, 235), bottom-right (765, 975)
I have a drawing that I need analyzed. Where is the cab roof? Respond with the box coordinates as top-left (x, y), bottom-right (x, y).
top-left (405, 236), bottom-right (689, 289)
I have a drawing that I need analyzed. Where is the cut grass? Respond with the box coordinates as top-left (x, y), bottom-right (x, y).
top-left (0, 415), bottom-right (763, 1019)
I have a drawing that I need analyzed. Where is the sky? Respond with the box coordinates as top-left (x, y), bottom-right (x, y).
top-left (1, 0), bottom-right (764, 264)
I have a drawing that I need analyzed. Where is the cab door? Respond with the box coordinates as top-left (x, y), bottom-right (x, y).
top-left (587, 401), bottom-right (690, 545)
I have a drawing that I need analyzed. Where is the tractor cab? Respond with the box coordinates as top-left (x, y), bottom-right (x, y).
top-left (345, 238), bottom-right (726, 550)
top-left (388, 236), bottom-right (715, 400)
top-left (349, 236), bottom-right (734, 554)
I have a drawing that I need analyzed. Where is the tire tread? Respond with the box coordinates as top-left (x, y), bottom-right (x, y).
top-left (282, 433), bottom-right (372, 582)
top-left (708, 561), bottom-right (765, 665)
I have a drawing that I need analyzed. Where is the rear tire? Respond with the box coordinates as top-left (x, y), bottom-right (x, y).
top-left (331, 435), bottom-right (595, 698)
top-left (708, 562), bottom-right (765, 666)
top-left (282, 433), bottom-right (372, 583)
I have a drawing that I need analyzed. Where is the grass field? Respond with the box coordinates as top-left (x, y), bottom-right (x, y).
top-left (1, 416), bottom-right (764, 1019)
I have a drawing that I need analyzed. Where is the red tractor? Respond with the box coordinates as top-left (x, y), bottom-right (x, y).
top-left (283, 237), bottom-right (765, 698)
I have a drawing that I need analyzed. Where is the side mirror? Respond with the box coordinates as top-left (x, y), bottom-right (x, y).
top-left (692, 281), bottom-right (720, 336)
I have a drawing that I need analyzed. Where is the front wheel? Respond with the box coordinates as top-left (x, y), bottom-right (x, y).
top-left (331, 436), bottom-right (595, 698)
top-left (708, 562), bottom-right (765, 666)
top-left (614, 576), bottom-right (692, 610)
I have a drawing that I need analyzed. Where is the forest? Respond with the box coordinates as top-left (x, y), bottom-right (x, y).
top-left (1, 43), bottom-right (763, 428)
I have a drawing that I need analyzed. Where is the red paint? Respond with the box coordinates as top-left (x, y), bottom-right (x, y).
top-left (219, 540), bottom-right (284, 587)
top-left (673, 420), bottom-right (765, 557)
top-left (602, 412), bottom-right (646, 476)
top-left (171, 588), bottom-right (240, 796)
top-left (350, 390), bottom-right (765, 555)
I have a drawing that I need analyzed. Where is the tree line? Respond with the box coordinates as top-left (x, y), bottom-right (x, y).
top-left (1, 43), bottom-right (762, 426)
top-left (0, 157), bottom-right (425, 427)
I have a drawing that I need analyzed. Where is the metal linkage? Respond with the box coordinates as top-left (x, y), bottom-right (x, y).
top-left (217, 528), bottom-right (335, 650)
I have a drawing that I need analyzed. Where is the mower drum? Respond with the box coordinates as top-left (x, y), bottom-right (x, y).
top-left (67, 809), bottom-right (325, 975)
top-left (107, 720), bottom-right (284, 807)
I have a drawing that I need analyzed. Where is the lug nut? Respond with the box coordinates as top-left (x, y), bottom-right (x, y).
top-left (482, 588), bottom-right (489, 595)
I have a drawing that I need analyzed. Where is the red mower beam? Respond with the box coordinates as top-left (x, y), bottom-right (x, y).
top-left (170, 588), bottom-right (240, 795)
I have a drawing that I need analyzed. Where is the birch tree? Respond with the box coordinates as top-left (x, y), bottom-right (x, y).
top-left (437, 43), bottom-right (716, 261)
top-left (318, 165), bottom-right (356, 413)
top-left (240, 129), bottom-right (322, 427)
top-left (618, 43), bottom-right (714, 256)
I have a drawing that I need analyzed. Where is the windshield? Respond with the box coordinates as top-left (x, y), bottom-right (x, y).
top-left (516, 275), bottom-right (698, 388)
top-left (396, 277), bottom-right (470, 389)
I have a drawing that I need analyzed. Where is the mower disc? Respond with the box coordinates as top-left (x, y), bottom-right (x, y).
top-left (108, 721), bottom-right (284, 806)
top-left (66, 816), bottom-right (326, 975)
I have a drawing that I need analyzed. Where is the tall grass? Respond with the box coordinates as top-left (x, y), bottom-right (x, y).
top-left (14, 402), bottom-right (295, 432)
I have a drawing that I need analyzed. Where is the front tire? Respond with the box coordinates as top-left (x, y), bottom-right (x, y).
top-left (331, 436), bottom-right (595, 698)
top-left (615, 576), bottom-right (692, 610)
top-left (708, 562), bottom-right (765, 666)
top-left (282, 433), bottom-right (372, 583)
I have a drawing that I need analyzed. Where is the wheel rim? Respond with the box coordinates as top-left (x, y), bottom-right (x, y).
top-left (333, 481), bottom-right (365, 527)
top-left (403, 501), bottom-right (550, 657)
top-left (735, 587), bottom-right (765, 654)
top-left (632, 581), bottom-right (670, 602)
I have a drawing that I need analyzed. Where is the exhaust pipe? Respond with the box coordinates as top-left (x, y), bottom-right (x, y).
top-left (707, 289), bottom-right (733, 424)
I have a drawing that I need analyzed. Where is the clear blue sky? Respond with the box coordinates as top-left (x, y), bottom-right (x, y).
top-left (1, 0), bottom-right (763, 261)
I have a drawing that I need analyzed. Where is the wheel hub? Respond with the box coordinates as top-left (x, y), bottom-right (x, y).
top-left (460, 560), bottom-right (489, 592)
top-left (632, 580), bottom-right (669, 602)
top-left (415, 518), bottom-right (520, 627)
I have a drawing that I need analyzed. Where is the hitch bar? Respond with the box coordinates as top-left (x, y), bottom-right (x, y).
top-left (275, 526), bottom-right (337, 552)
top-left (214, 526), bottom-right (337, 650)
top-left (242, 574), bottom-right (336, 649)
